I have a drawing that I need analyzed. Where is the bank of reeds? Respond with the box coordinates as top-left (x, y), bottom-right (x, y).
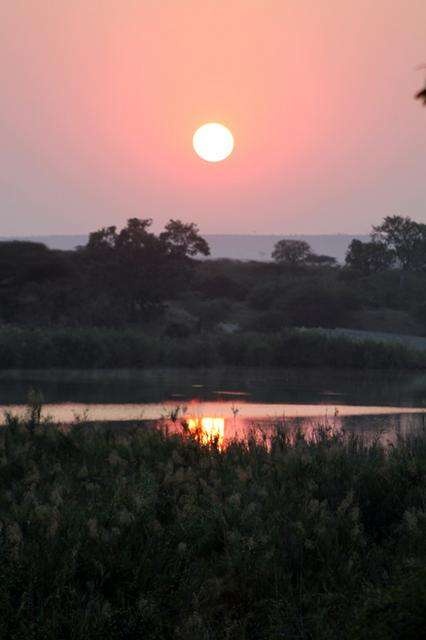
top-left (1, 406), bottom-right (426, 638)
top-left (0, 325), bottom-right (424, 369)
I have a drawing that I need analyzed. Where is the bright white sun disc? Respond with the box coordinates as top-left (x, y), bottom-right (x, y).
top-left (193, 123), bottom-right (234, 162)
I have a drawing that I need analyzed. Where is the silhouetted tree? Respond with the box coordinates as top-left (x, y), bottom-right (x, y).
top-left (372, 215), bottom-right (426, 271)
top-left (416, 73), bottom-right (426, 104)
top-left (115, 218), bottom-right (158, 252)
top-left (345, 239), bottom-right (395, 274)
top-left (86, 219), bottom-right (163, 256)
top-left (0, 241), bottom-right (70, 286)
top-left (0, 241), bottom-right (73, 324)
top-left (85, 226), bottom-right (118, 253)
top-left (272, 239), bottom-right (312, 265)
top-left (417, 86), bottom-right (426, 104)
top-left (81, 218), bottom-right (210, 320)
top-left (160, 220), bottom-right (210, 258)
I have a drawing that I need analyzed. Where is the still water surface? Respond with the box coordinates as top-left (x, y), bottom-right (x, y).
top-left (1, 368), bottom-right (426, 442)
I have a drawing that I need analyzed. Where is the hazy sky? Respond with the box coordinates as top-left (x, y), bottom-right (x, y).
top-left (1, 0), bottom-right (425, 236)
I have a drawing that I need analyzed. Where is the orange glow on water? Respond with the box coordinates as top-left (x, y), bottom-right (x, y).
top-left (187, 417), bottom-right (225, 447)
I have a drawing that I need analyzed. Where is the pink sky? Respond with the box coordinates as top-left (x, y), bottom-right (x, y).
top-left (1, 0), bottom-right (425, 236)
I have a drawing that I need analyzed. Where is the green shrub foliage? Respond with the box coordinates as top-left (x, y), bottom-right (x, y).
top-left (2, 410), bottom-right (426, 638)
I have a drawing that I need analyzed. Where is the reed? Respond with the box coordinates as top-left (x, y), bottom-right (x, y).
top-left (1, 406), bottom-right (426, 638)
top-left (0, 325), bottom-right (424, 369)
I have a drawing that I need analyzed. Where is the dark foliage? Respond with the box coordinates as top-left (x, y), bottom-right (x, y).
top-left (345, 239), bottom-right (395, 275)
top-left (2, 411), bottom-right (426, 639)
top-left (416, 82), bottom-right (426, 105)
top-left (0, 326), bottom-right (423, 369)
top-left (2, 215), bottom-right (426, 356)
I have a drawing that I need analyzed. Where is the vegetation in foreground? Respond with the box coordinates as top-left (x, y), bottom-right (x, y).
top-left (2, 408), bottom-right (426, 639)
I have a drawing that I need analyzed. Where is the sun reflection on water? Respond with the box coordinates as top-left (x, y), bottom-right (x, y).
top-left (186, 417), bottom-right (225, 447)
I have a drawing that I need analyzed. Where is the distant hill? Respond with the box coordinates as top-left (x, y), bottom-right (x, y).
top-left (0, 234), bottom-right (369, 263)
top-left (204, 235), bottom-right (369, 263)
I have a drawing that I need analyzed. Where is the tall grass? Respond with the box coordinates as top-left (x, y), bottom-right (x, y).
top-left (1, 407), bottom-right (426, 638)
top-left (0, 325), bottom-right (424, 369)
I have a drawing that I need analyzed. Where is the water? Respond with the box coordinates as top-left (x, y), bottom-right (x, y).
top-left (1, 367), bottom-right (426, 442)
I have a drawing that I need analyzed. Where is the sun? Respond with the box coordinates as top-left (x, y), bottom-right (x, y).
top-left (193, 123), bottom-right (234, 162)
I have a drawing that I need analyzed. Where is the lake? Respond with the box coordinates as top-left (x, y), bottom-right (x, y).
top-left (1, 367), bottom-right (426, 444)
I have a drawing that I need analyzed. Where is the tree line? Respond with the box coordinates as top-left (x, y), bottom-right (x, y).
top-left (272, 215), bottom-right (426, 274)
top-left (1, 214), bottom-right (426, 332)
top-left (0, 218), bottom-right (209, 326)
